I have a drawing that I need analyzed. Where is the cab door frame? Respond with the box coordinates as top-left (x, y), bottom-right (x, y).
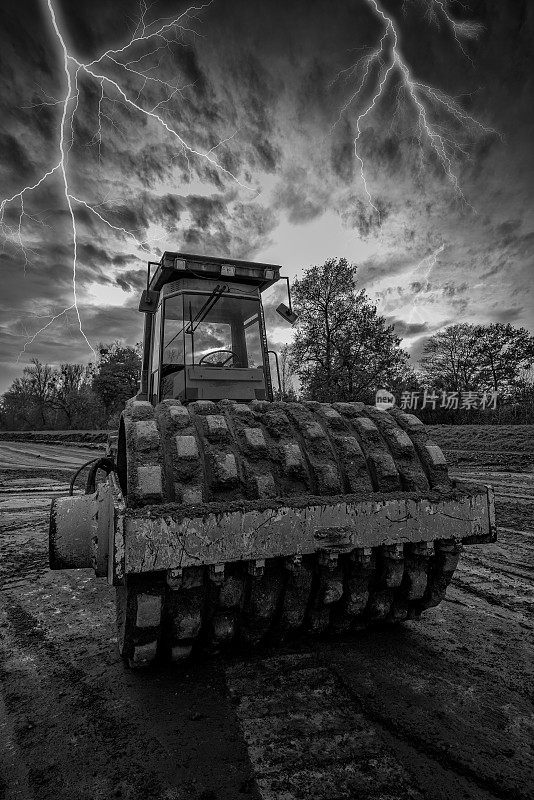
top-left (149, 303), bottom-right (163, 405)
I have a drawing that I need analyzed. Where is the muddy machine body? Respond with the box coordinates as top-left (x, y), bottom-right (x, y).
top-left (49, 252), bottom-right (496, 667)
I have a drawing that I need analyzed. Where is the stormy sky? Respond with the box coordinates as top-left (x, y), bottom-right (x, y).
top-left (0, 0), bottom-right (532, 392)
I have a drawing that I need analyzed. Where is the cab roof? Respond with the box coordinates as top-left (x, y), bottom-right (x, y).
top-left (148, 251), bottom-right (282, 293)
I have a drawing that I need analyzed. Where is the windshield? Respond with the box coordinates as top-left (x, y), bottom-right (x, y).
top-left (162, 291), bottom-right (263, 368)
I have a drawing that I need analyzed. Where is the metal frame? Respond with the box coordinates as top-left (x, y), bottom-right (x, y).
top-left (258, 300), bottom-right (273, 400)
top-left (268, 350), bottom-right (281, 397)
top-left (49, 481), bottom-right (496, 582)
top-left (122, 486), bottom-right (495, 575)
top-left (140, 255), bottom-right (289, 404)
top-left (281, 276), bottom-right (294, 313)
top-left (152, 286), bottom-right (271, 403)
top-left (149, 305), bottom-right (164, 403)
top-left (148, 251), bottom-right (282, 293)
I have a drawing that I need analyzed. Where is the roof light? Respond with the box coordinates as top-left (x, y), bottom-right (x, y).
top-left (263, 268), bottom-right (275, 280)
top-left (220, 264), bottom-right (236, 277)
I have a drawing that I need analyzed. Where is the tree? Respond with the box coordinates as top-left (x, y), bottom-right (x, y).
top-left (49, 363), bottom-right (106, 428)
top-left (419, 324), bottom-right (480, 391)
top-left (290, 258), bottom-right (408, 402)
top-left (1, 345), bottom-right (141, 431)
top-left (0, 359), bottom-right (57, 429)
top-left (420, 323), bottom-right (534, 394)
top-left (0, 359), bottom-right (107, 430)
top-left (474, 323), bottom-right (534, 394)
top-left (1, 373), bottom-right (38, 429)
top-left (277, 344), bottom-right (298, 401)
top-left (92, 342), bottom-right (142, 421)
top-left (50, 363), bottom-right (91, 426)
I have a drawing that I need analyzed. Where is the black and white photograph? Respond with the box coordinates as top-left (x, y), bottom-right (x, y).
top-left (0, 1), bottom-right (533, 798)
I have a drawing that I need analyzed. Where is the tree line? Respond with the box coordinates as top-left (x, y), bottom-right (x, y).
top-left (281, 258), bottom-right (534, 423)
top-left (1, 257), bottom-right (533, 429)
top-left (0, 343), bottom-right (141, 430)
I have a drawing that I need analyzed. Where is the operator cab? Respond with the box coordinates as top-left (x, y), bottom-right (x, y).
top-left (138, 252), bottom-right (285, 404)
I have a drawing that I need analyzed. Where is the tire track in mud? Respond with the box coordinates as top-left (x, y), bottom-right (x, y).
top-left (224, 523), bottom-right (534, 800)
top-left (224, 637), bottom-right (523, 800)
top-left (451, 531), bottom-right (534, 624)
top-left (450, 468), bottom-right (534, 532)
top-left (1, 444), bottom-right (533, 800)
top-left (325, 621), bottom-right (534, 800)
top-left (0, 592), bottom-right (260, 800)
top-left (0, 676), bottom-right (34, 800)
top-left (0, 501), bottom-right (51, 592)
top-left (0, 442), bottom-right (104, 471)
top-left (0, 477), bottom-right (259, 800)
top-left (0, 599), bottom-right (176, 799)
top-left (225, 652), bottom-right (425, 800)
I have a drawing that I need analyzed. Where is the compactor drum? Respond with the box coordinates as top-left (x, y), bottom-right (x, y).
top-left (49, 252), bottom-right (496, 667)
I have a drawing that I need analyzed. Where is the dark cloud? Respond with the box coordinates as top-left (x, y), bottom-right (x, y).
top-left (0, 134), bottom-right (34, 179)
top-left (188, 195), bottom-right (226, 230)
top-left (116, 269), bottom-right (147, 293)
top-left (95, 202), bottom-right (150, 235)
top-left (82, 305), bottom-right (144, 345)
top-left (127, 144), bottom-right (181, 190)
top-left (330, 118), bottom-right (355, 184)
top-left (491, 305), bottom-right (524, 324)
top-left (356, 255), bottom-right (417, 287)
top-left (226, 52), bottom-right (282, 174)
top-left (442, 282), bottom-right (468, 298)
top-left (78, 242), bottom-right (114, 268)
top-left (386, 319), bottom-right (429, 338)
top-left (410, 282), bottom-right (426, 295)
top-left (112, 253), bottom-right (136, 267)
top-left (449, 297), bottom-right (469, 315)
top-left (171, 46), bottom-right (207, 97)
top-left (274, 169), bottom-right (328, 224)
top-left (494, 219), bottom-right (522, 245)
top-left (181, 200), bottom-right (277, 260)
top-left (480, 260), bottom-right (506, 280)
top-left (338, 197), bottom-right (390, 237)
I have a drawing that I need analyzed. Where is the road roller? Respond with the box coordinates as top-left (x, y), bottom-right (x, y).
top-left (49, 251), bottom-right (496, 667)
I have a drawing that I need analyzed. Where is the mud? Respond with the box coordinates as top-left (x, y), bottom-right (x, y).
top-left (0, 436), bottom-right (533, 800)
top-left (0, 441), bottom-right (105, 475)
top-left (0, 431), bottom-right (107, 446)
top-left (127, 482), bottom-right (486, 521)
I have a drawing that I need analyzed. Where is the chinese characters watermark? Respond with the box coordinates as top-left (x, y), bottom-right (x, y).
top-left (375, 389), bottom-right (498, 411)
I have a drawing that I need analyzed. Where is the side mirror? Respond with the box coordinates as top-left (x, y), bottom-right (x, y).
top-left (138, 289), bottom-right (160, 313)
top-left (276, 277), bottom-right (299, 325)
top-left (276, 303), bottom-right (298, 325)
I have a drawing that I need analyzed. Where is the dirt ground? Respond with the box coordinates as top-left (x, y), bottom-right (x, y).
top-left (0, 434), bottom-right (533, 800)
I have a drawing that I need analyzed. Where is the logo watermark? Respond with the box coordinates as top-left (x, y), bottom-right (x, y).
top-left (375, 389), bottom-right (498, 411)
top-left (375, 389), bottom-right (396, 410)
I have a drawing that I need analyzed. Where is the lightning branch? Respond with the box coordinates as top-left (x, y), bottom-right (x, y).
top-left (332, 0), bottom-right (499, 215)
top-left (0, 0), bottom-right (248, 361)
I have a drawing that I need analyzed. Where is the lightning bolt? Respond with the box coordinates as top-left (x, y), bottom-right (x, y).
top-left (406, 243), bottom-right (445, 326)
top-left (418, 0), bottom-right (483, 63)
top-left (1, 0), bottom-right (251, 363)
top-left (332, 0), bottom-right (499, 214)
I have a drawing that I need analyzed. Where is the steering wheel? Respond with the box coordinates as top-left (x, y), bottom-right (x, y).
top-left (198, 349), bottom-right (239, 367)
